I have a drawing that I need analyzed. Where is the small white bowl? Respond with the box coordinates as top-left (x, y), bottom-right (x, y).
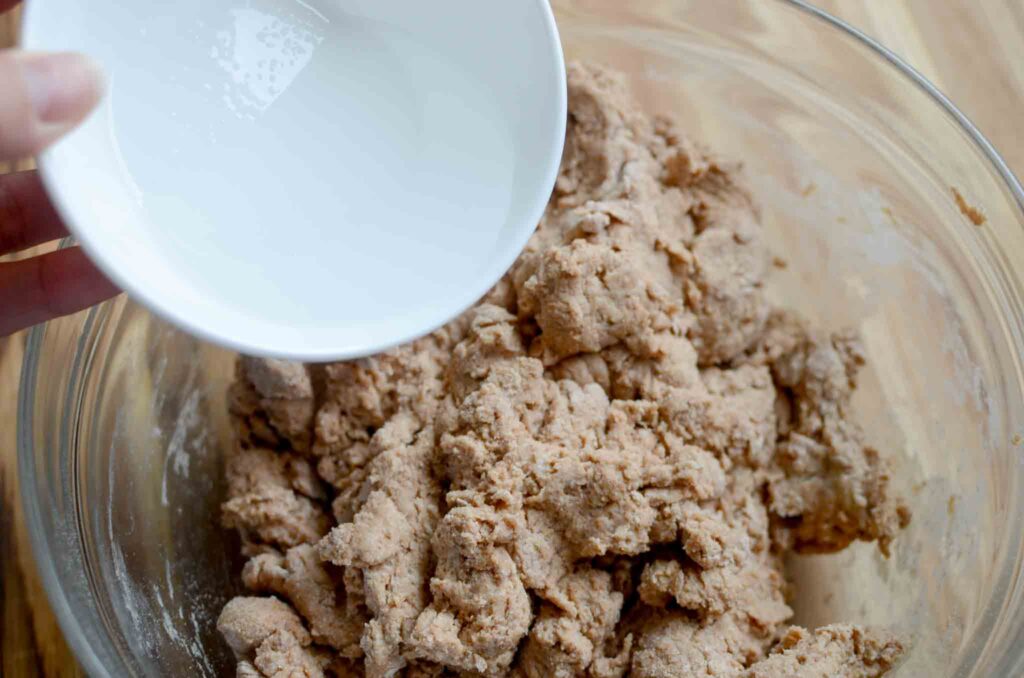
top-left (21, 0), bottom-right (566, 360)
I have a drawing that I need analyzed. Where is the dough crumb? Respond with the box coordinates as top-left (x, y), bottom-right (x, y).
top-left (951, 187), bottom-right (986, 226)
top-left (253, 630), bottom-right (326, 678)
top-left (217, 62), bottom-right (908, 678)
top-left (217, 596), bottom-right (310, 656)
top-left (746, 625), bottom-right (905, 678)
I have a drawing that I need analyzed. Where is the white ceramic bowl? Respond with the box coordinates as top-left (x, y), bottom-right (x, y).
top-left (21, 0), bottom-right (567, 360)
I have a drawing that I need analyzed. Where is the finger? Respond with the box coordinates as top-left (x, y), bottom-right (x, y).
top-left (0, 170), bottom-right (67, 255)
top-left (0, 50), bottom-right (105, 161)
top-left (0, 1), bottom-right (20, 14)
top-left (0, 246), bottom-right (119, 336)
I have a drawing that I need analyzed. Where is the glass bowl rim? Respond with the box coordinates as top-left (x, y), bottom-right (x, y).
top-left (17, 1), bottom-right (1024, 676)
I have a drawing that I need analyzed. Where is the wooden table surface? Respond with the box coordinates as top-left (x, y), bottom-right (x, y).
top-left (1, 2), bottom-right (1022, 675)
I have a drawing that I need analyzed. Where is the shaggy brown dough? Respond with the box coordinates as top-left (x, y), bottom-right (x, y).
top-left (217, 63), bottom-right (908, 678)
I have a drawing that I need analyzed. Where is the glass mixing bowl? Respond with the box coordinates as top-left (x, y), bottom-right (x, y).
top-left (19, 1), bottom-right (1024, 675)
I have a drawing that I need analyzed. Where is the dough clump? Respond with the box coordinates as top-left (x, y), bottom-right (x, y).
top-left (217, 62), bottom-right (909, 678)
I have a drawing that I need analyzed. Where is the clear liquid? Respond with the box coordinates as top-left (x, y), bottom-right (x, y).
top-left (110, 0), bottom-right (516, 328)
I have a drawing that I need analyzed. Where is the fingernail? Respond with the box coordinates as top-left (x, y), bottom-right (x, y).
top-left (19, 52), bottom-right (105, 126)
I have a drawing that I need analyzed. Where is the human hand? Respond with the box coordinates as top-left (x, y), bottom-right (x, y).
top-left (0, 0), bottom-right (118, 337)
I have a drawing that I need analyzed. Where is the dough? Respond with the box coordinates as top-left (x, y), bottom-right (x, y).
top-left (216, 62), bottom-right (909, 678)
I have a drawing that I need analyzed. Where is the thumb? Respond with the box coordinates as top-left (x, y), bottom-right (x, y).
top-left (0, 50), bottom-right (105, 161)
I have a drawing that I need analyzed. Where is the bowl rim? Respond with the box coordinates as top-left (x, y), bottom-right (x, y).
top-left (787, 0), bottom-right (1024, 212)
top-left (17, 2), bottom-right (1024, 677)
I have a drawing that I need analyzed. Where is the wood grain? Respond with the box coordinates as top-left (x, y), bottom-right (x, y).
top-left (0, 2), bottom-right (1021, 675)
top-left (2, 6), bottom-right (85, 675)
top-left (815, 0), bottom-right (1024, 180)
